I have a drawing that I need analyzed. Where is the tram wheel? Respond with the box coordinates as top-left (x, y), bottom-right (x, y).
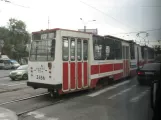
top-left (49, 90), bottom-right (59, 98)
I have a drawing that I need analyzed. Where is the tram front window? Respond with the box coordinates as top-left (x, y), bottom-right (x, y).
top-left (29, 39), bottom-right (55, 61)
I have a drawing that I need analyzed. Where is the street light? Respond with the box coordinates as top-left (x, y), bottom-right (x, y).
top-left (80, 18), bottom-right (96, 32)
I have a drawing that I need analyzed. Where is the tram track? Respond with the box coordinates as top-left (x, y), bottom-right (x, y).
top-left (0, 89), bottom-right (90, 118)
top-left (16, 90), bottom-right (89, 118)
top-left (0, 92), bottom-right (49, 106)
top-left (0, 86), bottom-right (29, 94)
top-left (0, 80), bottom-right (131, 118)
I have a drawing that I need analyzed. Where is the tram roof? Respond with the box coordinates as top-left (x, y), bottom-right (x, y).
top-left (32, 28), bottom-right (93, 34)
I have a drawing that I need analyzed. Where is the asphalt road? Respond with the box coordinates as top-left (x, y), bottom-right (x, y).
top-left (0, 70), bottom-right (11, 78)
top-left (0, 70), bottom-right (47, 104)
top-left (0, 76), bottom-right (153, 120)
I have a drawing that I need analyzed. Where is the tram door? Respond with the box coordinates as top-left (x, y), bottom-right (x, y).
top-left (62, 37), bottom-right (88, 92)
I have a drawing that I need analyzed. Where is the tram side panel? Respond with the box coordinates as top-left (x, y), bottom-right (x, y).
top-left (90, 36), bottom-right (131, 88)
top-left (60, 30), bottom-right (92, 93)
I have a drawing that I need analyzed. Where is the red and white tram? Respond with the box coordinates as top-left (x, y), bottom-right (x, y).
top-left (27, 28), bottom-right (155, 96)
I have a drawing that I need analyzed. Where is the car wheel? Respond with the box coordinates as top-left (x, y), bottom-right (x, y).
top-left (22, 74), bottom-right (28, 80)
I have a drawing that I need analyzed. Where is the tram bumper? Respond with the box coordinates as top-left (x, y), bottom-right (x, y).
top-left (27, 81), bottom-right (62, 90)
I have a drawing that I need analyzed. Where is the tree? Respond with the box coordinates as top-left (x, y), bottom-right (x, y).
top-left (8, 18), bottom-right (30, 45)
top-left (0, 18), bottom-right (30, 61)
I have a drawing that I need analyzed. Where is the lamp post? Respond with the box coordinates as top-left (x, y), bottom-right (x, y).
top-left (80, 18), bottom-right (96, 32)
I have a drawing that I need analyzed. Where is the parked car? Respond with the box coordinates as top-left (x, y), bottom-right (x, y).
top-left (137, 63), bottom-right (161, 86)
top-left (0, 59), bottom-right (5, 69)
top-left (9, 65), bottom-right (28, 80)
top-left (0, 59), bottom-right (10, 69)
top-left (3, 60), bottom-right (20, 70)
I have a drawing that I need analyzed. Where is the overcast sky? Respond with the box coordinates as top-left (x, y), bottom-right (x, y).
top-left (0, 0), bottom-right (161, 46)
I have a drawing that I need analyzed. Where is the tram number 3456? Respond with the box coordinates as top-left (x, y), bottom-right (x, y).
top-left (36, 75), bottom-right (45, 80)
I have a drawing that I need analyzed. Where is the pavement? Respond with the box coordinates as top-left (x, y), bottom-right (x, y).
top-left (0, 107), bottom-right (18, 120)
top-left (2, 77), bottom-right (152, 120)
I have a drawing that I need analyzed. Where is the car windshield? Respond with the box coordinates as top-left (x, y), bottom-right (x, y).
top-left (11, 60), bottom-right (18, 64)
top-left (17, 65), bottom-right (28, 70)
top-left (142, 63), bottom-right (160, 71)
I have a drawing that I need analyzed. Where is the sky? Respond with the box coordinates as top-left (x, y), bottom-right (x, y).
top-left (0, 0), bottom-right (161, 46)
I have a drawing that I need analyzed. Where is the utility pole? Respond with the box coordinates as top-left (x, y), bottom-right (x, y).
top-left (84, 26), bottom-right (86, 32)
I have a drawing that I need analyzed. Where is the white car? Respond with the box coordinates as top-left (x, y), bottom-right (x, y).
top-left (3, 60), bottom-right (20, 70)
top-left (9, 65), bottom-right (28, 80)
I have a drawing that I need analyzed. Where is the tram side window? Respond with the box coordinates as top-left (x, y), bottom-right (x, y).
top-left (126, 46), bottom-right (130, 59)
top-left (77, 39), bottom-right (82, 61)
top-left (130, 44), bottom-right (135, 59)
top-left (144, 49), bottom-right (148, 59)
top-left (48, 39), bottom-right (55, 60)
top-left (62, 37), bottom-right (69, 61)
top-left (70, 38), bottom-right (75, 61)
top-left (148, 49), bottom-right (154, 59)
top-left (83, 40), bottom-right (88, 60)
top-left (93, 36), bottom-right (105, 60)
top-left (114, 40), bottom-right (122, 60)
top-left (105, 38), bottom-right (115, 59)
top-left (141, 47), bottom-right (144, 59)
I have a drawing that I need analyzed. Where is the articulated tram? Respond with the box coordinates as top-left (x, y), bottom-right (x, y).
top-left (27, 28), bottom-right (155, 96)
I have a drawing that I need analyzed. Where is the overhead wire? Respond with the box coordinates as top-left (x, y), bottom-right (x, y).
top-left (79, 1), bottom-right (161, 39)
top-left (110, 28), bottom-right (161, 35)
top-left (0, 0), bottom-right (29, 8)
top-left (79, 1), bottom-right (139, 32)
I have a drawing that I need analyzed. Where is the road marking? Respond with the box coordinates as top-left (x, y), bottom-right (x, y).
top-left (130, 89), bottom-right (150, 102)
top-left (108, 85), bottom-right (137, 99)
top-left (87, 80), bottom-right (130, 97)
top-left (27, 111), bottom-right (59, 120)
